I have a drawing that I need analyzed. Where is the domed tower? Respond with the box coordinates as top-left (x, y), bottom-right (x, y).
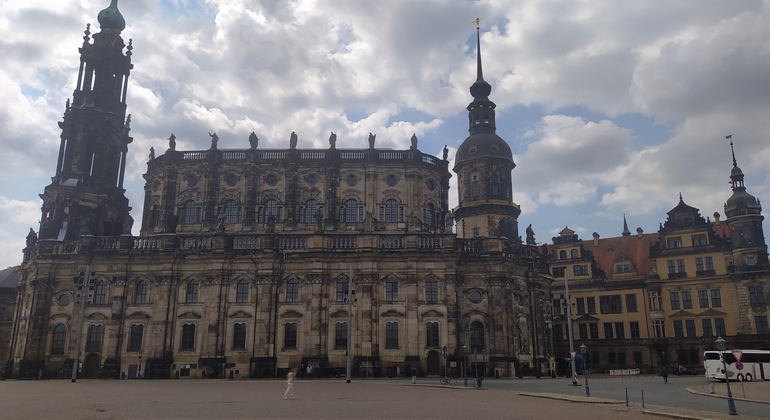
top-left (453, 25), bottom-right (520, 240)
top-left (37, 0), bottom-right (134, 240)
top-left (724, 138), bottom-right (767, 266)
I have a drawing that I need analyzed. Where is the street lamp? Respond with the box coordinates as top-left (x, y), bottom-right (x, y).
top-left (715, 336), bottom-right (737, 416)
top-left (462, 345), bottom-right (468, 387)
top-left (579, 343), bottom-right (590, 397)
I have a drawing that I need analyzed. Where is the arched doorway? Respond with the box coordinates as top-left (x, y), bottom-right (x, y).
top-left (426, 351), bottom-right (441, 376)
top-left (83, 353), bottom-right (101, 379)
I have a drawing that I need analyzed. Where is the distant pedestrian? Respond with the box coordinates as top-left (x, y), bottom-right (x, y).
top-left (306, 365), bottom-right (313, 379)
top-left (661, 367), bottom-right (668, 384)
top-left (283, 369), bottom-right (296, 399)
top-left (300, 363), bottom-right (305, 379)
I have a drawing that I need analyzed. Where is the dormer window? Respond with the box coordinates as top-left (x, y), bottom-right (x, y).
top-left (667, 237), bottom-right (682, 249)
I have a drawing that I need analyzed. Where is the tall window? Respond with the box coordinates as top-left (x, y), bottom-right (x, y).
top-left (669, 292), bottom-right (680, 310)
top-left (335, 322), bottom-right (348, 349)
top-left (702, 319), bottom-right (713, 337)
top-left (186, 280), bottom-right (199, 303)
top-left (604, 323), bottom-right (614, 339)
top-left (710, 289), bottom-right (722, 307)
top-left (235, 280), bottom-right (249, 303)
top-left (615, 322), bottom-right (625, 339)
top-left (714, 318), bottom-right (726, 337)
top-left (181, 200), bottom-right (200, 224)
top-left (284, 323), bottom-right (297, 348)
top-left (385, 322), bottom-right (399, 349)
top-left (128, 324), bottom-right (143, 352)
top-left (86, 324), bottom-right (103, 352)
top-left (652, 320), bottom-right (666, 338)
top-left (181, 324), bottom-right (195, 350)
top-left (223, 200), bottom-right (242, 223)
top-left (698, 290), bottom-right (709, 308)
top-left (667, 260), bottom-right (676, 274)
top-left (426, 322), bottom-right (439, 348)
top-left (695, 258), bottom-right (704, 272)
top-left (300, 199), bottom-right (319, 223)
top-left (233, 323), bottom-right (247, 350)
top-left (649, 292), bottom-right (661, 310)
top-left (676, 259), bottom-right (686, 273)
top-left (93, 281), bottom-right (107, 305)
top-left (336, 280), bottom-right (349, 302)
top-left (587, 297), bottom-right (596, 314)
top-left (576, 298), bottom-right (586, 315)
top-left (135, 281), bottom-right (148, 304)
top-left (630, 322), bottom-right (640, 338)
top-left (385, 279), bottom-right (398, 302)
top-left (705, 257), bottom-right (714, 271)
top-left (51, 324), bottom-right (67, 355)
top-left (685, 319), bottom-right (696, 337)
top-left (571, 249), bottom-right (579, 258)
top-left (259, 199), bottom-right (281, 223)
top-left (589, 323), bottom-right (599, 339)
top-left (286, 280), bottom-right (299, 303)
top-left (425, 279), bottom-right (438, 303)
top-left (470, 321), bottom-right (484, 351)
top-left (559, 250), bottom-right (567, 260)
top-left (600, 295), bottom-right (622, 314)
top-left (384, 199), bottom-right (400, 223)
top-left (682, 291), bottom-right (693, 309)
top-left (749, 286), bottom-right (766, 305)
top-left (424, 203), bottom-right (435, 226)
top-left (755, 316), bottom-right (770, 335)
top-left (341, 199), bottom-right (359, 223)
top-left (578, 324), bottom-right (588, 340)
top-left (625, 294), bottom-right (637, 312)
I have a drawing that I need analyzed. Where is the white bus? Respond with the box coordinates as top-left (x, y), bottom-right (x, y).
top-left (704, 350), bottom-right (770, 381)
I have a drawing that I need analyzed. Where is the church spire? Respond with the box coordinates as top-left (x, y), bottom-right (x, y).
top-left (469, 19), bottom-right (492, 101)
top-left (622, 213), bottom-right (631, 236)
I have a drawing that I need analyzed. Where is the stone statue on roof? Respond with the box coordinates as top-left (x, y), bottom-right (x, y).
top-left (249, 132), bottom-right (258, 149)
top-left (209, 132), bottom-right (219, 149)
top-left (289, 131), bottom-right (298, 149)
top-left (329, 132), bottom-right (337, 149)
top-left (168, 133), bottom-right (176, 151)
top-left (410, 133), bottom-right (418, 150)
top-left (368, 133), bottom-right (376, 149)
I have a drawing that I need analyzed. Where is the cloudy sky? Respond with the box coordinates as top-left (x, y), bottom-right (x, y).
top-left (1, 0), bottom-right (769, 269)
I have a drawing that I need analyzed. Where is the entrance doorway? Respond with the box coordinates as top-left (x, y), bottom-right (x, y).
top-left (83, 353), bottom-right (101, 378)
top-left (427, 351), bottom-right (440, 375)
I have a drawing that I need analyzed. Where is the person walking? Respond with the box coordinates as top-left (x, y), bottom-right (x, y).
top-left (283, 369), bottom-right (296, 399)
top-left (660, 367), bottom-right (668, 384)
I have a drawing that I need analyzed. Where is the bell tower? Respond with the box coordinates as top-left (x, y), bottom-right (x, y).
top-left (38, 0), bottom-right (134, 240)
top-left (453, 24), bottom-right (521, 240)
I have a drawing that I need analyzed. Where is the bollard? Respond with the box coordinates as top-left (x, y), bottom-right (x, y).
top-left (625, 388), bottom-right (628, 407)
top-left (641, 389), bottom-right (645, 408)
top-left (412, 375), bottom-right (416, 385)
top-left (709, 384), bottom-right (715, 394)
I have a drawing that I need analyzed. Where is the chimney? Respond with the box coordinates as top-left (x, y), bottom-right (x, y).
top-left (592, 232), bottom-right (600, 247)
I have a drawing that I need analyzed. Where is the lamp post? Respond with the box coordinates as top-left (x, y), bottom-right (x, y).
top-left (579, 343), bottom-right (590, 397)
top-left (462, 345), bottom-right (468, 387)
top-left (716, 336), bottom-right (737, 416)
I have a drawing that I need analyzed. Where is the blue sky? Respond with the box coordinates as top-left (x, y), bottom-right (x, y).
top-left (1, 0), bottom-right (769, 268)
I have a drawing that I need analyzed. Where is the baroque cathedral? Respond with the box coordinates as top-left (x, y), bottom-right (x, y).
top-left (6, 1), bottom-right (552, 379)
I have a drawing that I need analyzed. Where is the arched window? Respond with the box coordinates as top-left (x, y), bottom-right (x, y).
top-left (233, 323), bottom-right (247, 350)
top-left (181, 324), bottom-right (195, 350)
top-left (93, 281), bottom-right (107, 305)
top-left (559, 250), bottom-right (567, 260)
top-left (186, 280), bottom-right (199, 303)
top-left (51, 324), bottom-right (67, 355)
top-left (86, 324), bottom-right (103, 352)
top-left (235, 280), bottom-right (249, 303)
top-left (340, 199), bottom-right (359, 223)
top-left (128, 324), bottom-right (143, 352)
top-left (286, 280), bottom-right (299, 302)
top-left (223, 199), bottom-right (242, 223)
top-left (181, 200), bottom-right (200, 225)
top-left (259, 199), bottom-right (281, 223)
top-left (571, 249), bottom-right (579, 259)
top-left (300, 199), bottom-right (319, 223)
top-left (424, 203), bottom-right (435, 226)
top-left (134, 281), bottom-right (148, 304)
top-left (470, 321), bottom-right (484, 352)
top-left (384, 199), bottom-right (399, 223)
top-left (742, 226), bottom-right (753, 245)
top-left (425, 279), bottom-right (438, 303)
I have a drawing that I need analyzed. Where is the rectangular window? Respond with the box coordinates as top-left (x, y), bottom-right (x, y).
top-left (615, 322), bottom-right (625, 339)
top-left (233, 323), bottom-right (247, 350)
top-left (685, 320), bottom-right (696, 337)
top-left (698, 290), bottom-right (709, 308)
top-left (705, 257), bottom-right (714, 271)
top-left (386, 281), bottom-right (398, 302)
top-left (710, 289), bottom-right (722, 307)
top-left (610, 295), bottom-right (623, 313)
top-left (552, 267), bottom-right (566, 277)
top-left (578, 324), bottom-right (588, 340)
top-left (587, 297), bottom-right (596, 314)
top-left (589, 323), bottom-right (599, 339)
top-left (600, 296), bottom-right (611, 314)
top-left (653, 320), bottom-right (666, 338)
top-left (673, 320), bottom-right (684, 338)
top-left (284, 323), bottom-right (297, 349)
top-left (747, 256), bottom-right (756, 266)
top-left (425, 281), bottom-right (438, 303)
top-left (552, 299), bottom-right (562, 316)
top-left (426, 322), bottom-right (439, 348)
top-left (692, 234), bottom-right (707, 246)
top-left (335, 322), bottom-right (348, 349)
top-left (630, 322), bottom-right (640, 339)
top-left (573, 265), bottom-right (589, 276)
top-left (755, 316), bottom-right (770, 335)
top-left (51, 325), bottom-right (67, 355)
top-left (667, 237), bottom-right (683, 248)
top-left (669, 291), bottom-right (680, 310)
top-left (667, 260), bottom-right (676, 274)
top-left (604, 323), bottom-right (614, 339)
top-left (576, 298), bottom-right (585, 315)
top-left (336, 281), bottom-right (348, 302)
top-left (618, 352), bottom-right (626, 366)
top-left (286, 281), bottom-right (299, 303)
top-left (181, 324), bottom-right (195, 350)
top-left (128, 324), bottom-right (143, 352)
top-left (135, 282), bottom-right (148, 304)
top-left (682, 291), bottom-right (693, 309)
top-left (695, 258), bottom-right (704, 272)
top-left (186, 281), bottom-right (199, 303)
top-left (702, 319), bottom-right (713, 337)
top-left (235, 282), bottom-right (249, 303)
top-left (553, 324), bottom-right (564, 341)
top-left (715, 318), bottom-right (726, 337)
top-left (93, 282), bottom-right (107, 305)
top-left (676, 259), bottom-right (686, 273)
top-left (625, 294), bottom-right (637, 313)
top-left (86, 325), bottom-right (103, 352)
top-left (749, 286), bottom-right (766, 305)
top-left (649, 292), bottom-right (661, 310)
top-left (634, 352), bottom-right (642, 365)
top-left (386, 322), bottom-right (399, 349)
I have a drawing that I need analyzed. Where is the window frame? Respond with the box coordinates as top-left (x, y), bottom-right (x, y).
top-left (335, 322), bottom-right (348, 349)
top-left (181, 324), bottom-right (196, 350)
top-left (385, 279), bottom-right (398, 302)
top-left (426, 321), bottom-right (439, 348)
top-left (134, 281), bottom-right (148, 304)
top-left (235, 280), bottom-right (249, 303)
top-left (284, 323), bottom-right (298, 349)
top-left (233, 322), bottom-right (247, 350)
top-left (51, 324), bottom-right (67, 355)
top-left (93, 281), bottom-right (107, 305)
top-left (385, 322), bottom-right (399, 349)
top-left (128, 324), bottom-right (144, 352)
top-left (286, 280), bottom-right (299, 303)
top-left (425, 279), bottom-right (438, 303)
top-left (86, 324), bottom-right (103, 352)
top-left (185, 280), bottom-right (199, 303)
